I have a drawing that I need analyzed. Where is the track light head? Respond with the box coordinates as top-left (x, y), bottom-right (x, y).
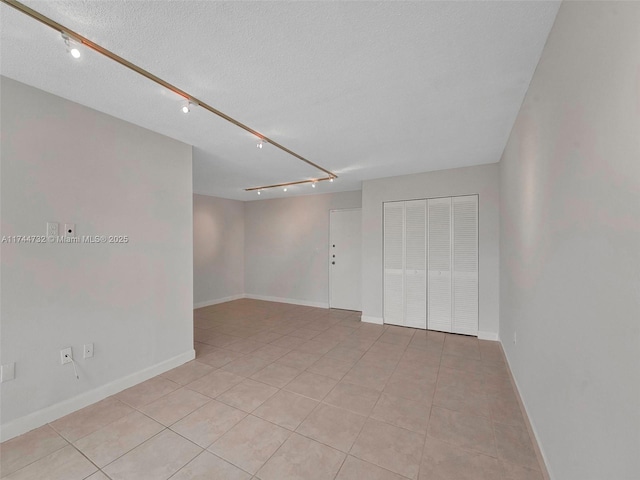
top-left (257, 190), bottom-right (261, 195)
top-left (283, 187), bottom-right (288, 192)
top-left (311, 182), bottom-right (316, 188)
top-left (181, 101), bottom-right (191, 114)
top-left (257, 140), bottom-right (263, 149)
top-left (329, 177), bottom-right (334, 182)
top-left (62, 32), bottom-right (81, 59)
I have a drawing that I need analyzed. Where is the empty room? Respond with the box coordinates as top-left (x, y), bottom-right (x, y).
top-left (0, 1), bottom-right (638, 479)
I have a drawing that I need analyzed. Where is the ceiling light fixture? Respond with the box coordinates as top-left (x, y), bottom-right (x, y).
top-left (257, 190), bottom-right (261, 195)
top-left (245, 176), bottom-right (334, 193)
top-left (61, 32), bottom-right (81, 59)
top-left (257, 139), bottom-right (263, 149)
top-left (181, 101), bottom-right (191, 114)
top-left (283, 187), bottom-right (288, 192)
top-left (2, 0), bottom-right (338, 191)
top-left (329, 177), bottom-right (334, 182)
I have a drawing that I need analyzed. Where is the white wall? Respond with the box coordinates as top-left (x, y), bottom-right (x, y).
top-left (499, 2), bottom-right (640, 478)
top-left (193, 194), bottom-right (244, 307)
top-left (0, 78), bottom-right (194, 440)
top-left (244, 191), bottom-right (362, 307)
top-left (361, 164), bottom-right (500, 337)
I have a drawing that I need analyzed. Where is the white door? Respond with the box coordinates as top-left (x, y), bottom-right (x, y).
top-left (404, 200), bottom-right (427, 329)
top-left (428, 197), bottom-right (452, 332)
top-left (329, 209), bottom-right (362, 311)
top-left (384, 202), bottom-right (405, 325)
top-left (452, 195), bottom-right (478, 335)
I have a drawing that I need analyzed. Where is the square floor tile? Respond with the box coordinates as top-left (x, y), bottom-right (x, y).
top-left (104, 429), bottom-right (201, 480)
top-left (296, 403), bottom-right (366, 452)
top-left (50, 397), bottom-right (134, 443)
top-left (250, 363), bottom-right (301, 388)
top-left (209, 415), bottom-right (290, 475)
top-left (342, 363), bottom-right (392, 391)
top-left (427, 406), bottom-right (495, 457)
top-left (371, 393), bottom-right (431, 434)
top-left (323, 382), bottom-right (381, 416)
top-left (440, 353), bottom-right (484, 375)
top-left (420, 437), bottom-right (502, 480)
top-left (6, 444), bottom-right (97, 480)
top-left (256, 433), bottom-right (345, 480)
top-left (325, 346), bottom-right (364, 363)
top-left (284, 371), bottom-right (337, 400)
top-left (351, 418), bottom-right (424, 479)
top-left (220, 355), bottom-right (273, 377)
top-left (253, 390), bottom-right (318, 430)
top-left (216, 379), bottom-right (279, 412)
top-left (336, 455), bottom-right (407, 480)
top-left (196, 349), bottom-right (244, 368)
top-left (139, 388), bottom-right (210, 426)
top-left (251, 344), bottom-right (291, 361)
top-left (295, 339), bottom-right (335, 355)
top-left (186, 370), bottom-right (245, 398)
top-left (85, 472), bottom-right (111, 480)
top-left (161, 361), bottom-right (215, 385)
top-left (276, 351), bottom-right (322, 370)
top-left (383, 374), bottom-right (436, 403)
top-left (171, 451), bottom-right (251, 480)
top-left (224, 340), bottom-right (265, 355)
top-left (116, 376), bottom-right (181, 409)
top-left (500, 460), bottom-right (544, 480)
top-left (494, 423), bottom-right (540, 470)
top-left (0, 426), bottom-right (68, 478)
top-left (306, 356), bottom-right (354, 381)
top-left (73, 411), bottom-right (164, 468)
top-left (171, 400), bottom-right (247, 448)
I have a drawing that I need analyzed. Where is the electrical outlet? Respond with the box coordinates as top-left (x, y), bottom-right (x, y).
top-left (83, 343), bottom-right (94, 359)
top-left (64, 223), bottom-right (76, 237)
top-left (47, 222), bottom-right (59, 237)
top-left (1, 362), bottom-right (15, 383)
top-left (60, 347), bottom-right (73, 365)
top-left (513, 332), bottom-right (517, 345)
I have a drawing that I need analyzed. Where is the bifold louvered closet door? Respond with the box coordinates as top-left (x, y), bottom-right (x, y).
top-left (383, 200), bottom-right (427, 329)
top-left (383, 195), bottom-right (478, 335)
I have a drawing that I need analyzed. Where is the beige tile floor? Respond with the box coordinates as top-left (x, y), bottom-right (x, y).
top-left (0, 299), bottom-right (546, 480)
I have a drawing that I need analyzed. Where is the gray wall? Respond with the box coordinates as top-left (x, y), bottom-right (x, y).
top-left (499, 2), bottom-right (640, 478)
top-left (0, 78), bottom-right (193, 436)
top-left (193, 194), bottom-right (245, 306)
top-left (244, 191), bottom-right (362, 307)
top-left (361, 164), bottom-right (500, 337)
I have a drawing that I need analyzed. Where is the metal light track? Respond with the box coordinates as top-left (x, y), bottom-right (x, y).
top-left (245, 176), bottom-right (333, 192)
top-left (1, 0), bottom-right (338, 190)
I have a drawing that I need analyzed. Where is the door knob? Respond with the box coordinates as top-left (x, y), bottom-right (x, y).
top-left (332, 261), bottom-right (335, 265)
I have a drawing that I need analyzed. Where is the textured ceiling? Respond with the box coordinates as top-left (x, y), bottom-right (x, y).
top-left (0, 1), bottom-right (560, 200)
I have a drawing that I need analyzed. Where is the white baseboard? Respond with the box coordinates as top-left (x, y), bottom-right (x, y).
top-left (478, 330), bottom-right (499, 341)
top-left (500, 343), bottom-right (552, 480)
top-left (0, 349), bottom-right (195, 442)
top-left (194, 294), bottom-right (246, 309)
top-left (244, 294), bottom-right (328, 309)
top-left (361, 315), bottom-right (384, 325)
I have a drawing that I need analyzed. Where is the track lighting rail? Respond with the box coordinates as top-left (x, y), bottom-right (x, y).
top-left (1, 0), bottom-right (338, 189)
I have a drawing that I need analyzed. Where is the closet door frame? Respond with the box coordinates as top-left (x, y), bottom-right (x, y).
top-left (383, 194), bottom-right (479, 336)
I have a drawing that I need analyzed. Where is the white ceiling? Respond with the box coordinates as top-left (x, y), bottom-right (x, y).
top-left (1, 0), bottom-right (560, 200)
